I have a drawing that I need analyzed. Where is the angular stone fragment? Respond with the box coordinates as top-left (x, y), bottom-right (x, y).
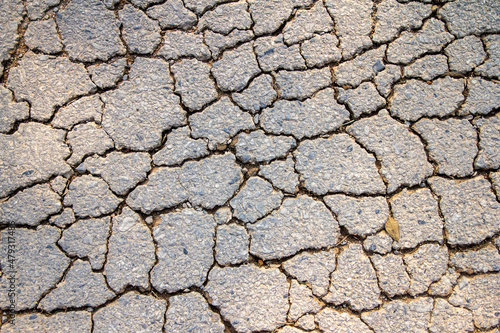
top-left (361, 298), bottom-right (434, 333)
top-left (476, 35), bottom-right (500, 78)
top-left (261, 88), bottom-right (349, 139)
top-left (199, 1), bottom-right (252, 34)
top-left (289, 280), bottom-right (321, 322)
top-left (391, 77), bottom-right (464, 121)
top-left (24, 19), bottom-right (63, 54)
top-left (58, 217), bottom-right (110, 270)
top-left (7, 52), bottom-right (95, 121)
top-left (94, 292), bottom-right (166, 333)
top-left (449, 274), bottom-right (500, 329)
top-left (232, 74), bottom-right (276, 113)
top-left (189, 97), bottom-right (255, 148)
top-left (165, 292), bottom-right (224, 333)
top-left (0, 123), bottom-right (71, 198)
top-left (389, 188), bottom-right (443, 249)
top-left (275, 68), bottom-right (331, 99)
top-left (236, 130), bottom-right (296, 163)
top-left (126, 167), bottom-right (187, 214)
top-left (429, 176), bottom-right (500, 246)
top-left (475, 115), bottom-right (500, 169)
top-left (1, 311), bottom-right (91, 333)
top-left (255, 35), bottom-right (306, 72)
top-left (325, 0), bottom-right (373, 58)
top-left (52, 95), bottom-right (103, 130)
top-left (316, 308), bottom-right (373, 333)
top-left (205, 265), bottom-right (289, 332)
top-left (446, 36), bottom-right (487, 73)
top-left (119, 4), bottom-right (161, 54)
top-left (334, 45), bottom-right (386, 87)
top-left (214, 206), bottom-right (232, 224)
top-left (215, 224), bottom-right (249, 265)
top-left (153, 126), bottom-right (208, 166)
top-left (0, 85), bottom-right (28, 133)
top-left (151, 209), bottom-right (215, 293)
top-left (102, 57), bottom-right (185, 151)
top-left (88, 58), bottom-right (127, 89)
top-left (230, 177), bottom-right (283, 223)
top-left (430, 299), bottom-right (474, 333)
top-left (413, 118), bottom-right (477, 177)
top-left (171, 59), bottom-right (218, 111)
top-left (324, 195), bottom-right (388, 236)
top-left (212, 42), bottom-right (260, 92)
top-left (0, 226), bottom-right (70, 311)
top-left (375, 64), bottom-right (401, 97)
top-left (249, 196), bottom-right (339, 260)
top-left (105, 208), bottom-right (155, 293)
top-left (49, 208), bottom-right (75, 228)
top-left (301, 33), bottom-right (342, 67)
top-left (373, 0), bottom-right (432, 43)
top-left (56, 0), bottom-right (125, 62)
top-left (371, 254), bottom-right (410, 297)
top-left (363, 231), bottom-right (393, 255)
top-left (325, 244), bottom-right (381, 311)
top-left (146, 0), bottom-right (197, 30)
top-left (283, 1), bottom-right (333, 45)
top-left (259, 156), bottom-right (299, 194)
top-left (102, 0), bottom-right (120, 9)
top-left (387, 18), bottom-right (453, 64)
top-left (26, 0), bottom-right (60, 20)
top-left (180, 153), bottom-right (243, 209)
top-left (404, 244), bottom-right (448, 296)
top-left (429, 268), bottom-right (460, 297)
top-left (0, 183), bottom-right (61, 227)
top-left (348, 110), bottom-right (434, 192)
top-left (283, 249), bottom-right (336, 297)
top-left (0, 0), bottom-right (23, 77)
top-left (159, 31), bottom-right (210, 61)
top-left (66, 123), bottom-right (114, 166)
top-left (248, 0), bottom-right (314, 36)
top-left (295, 134), bottom-right (385, 195)
top-left (439, 0), bottom-right (500, 38)
top-left (64, 175), bottom-right (121, 218)
top-left (338, 82), bottom-right (386, 118)
top-left (39, 260), bottom-right (115, 312)
top-left (403, 55), bottom-right (448, 81)
top-left (460, 78), bottom-right (500, 116)
top-left (78, 152), bottom-right (151, 196)
top-left (450, 245), bottom-right (500, 274)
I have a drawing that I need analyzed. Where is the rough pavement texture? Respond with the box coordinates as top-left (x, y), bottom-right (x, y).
top-left (93, 292), bottom-right (166, 333)
top-left (205, 265), bottom-right (288, 332)
top-left (248, 195), bottom-right (339, 260)
top-left (2, 1), bottom-right (500, 331)
top-left (151, 209), bottom-right (215, 293)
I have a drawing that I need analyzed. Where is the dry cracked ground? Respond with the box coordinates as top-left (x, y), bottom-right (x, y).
top-left (0, 0), bottom-right (499, 332)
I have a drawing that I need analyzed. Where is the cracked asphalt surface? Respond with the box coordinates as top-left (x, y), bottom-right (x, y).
top-left (0, 0), bottom-right (499, 332)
